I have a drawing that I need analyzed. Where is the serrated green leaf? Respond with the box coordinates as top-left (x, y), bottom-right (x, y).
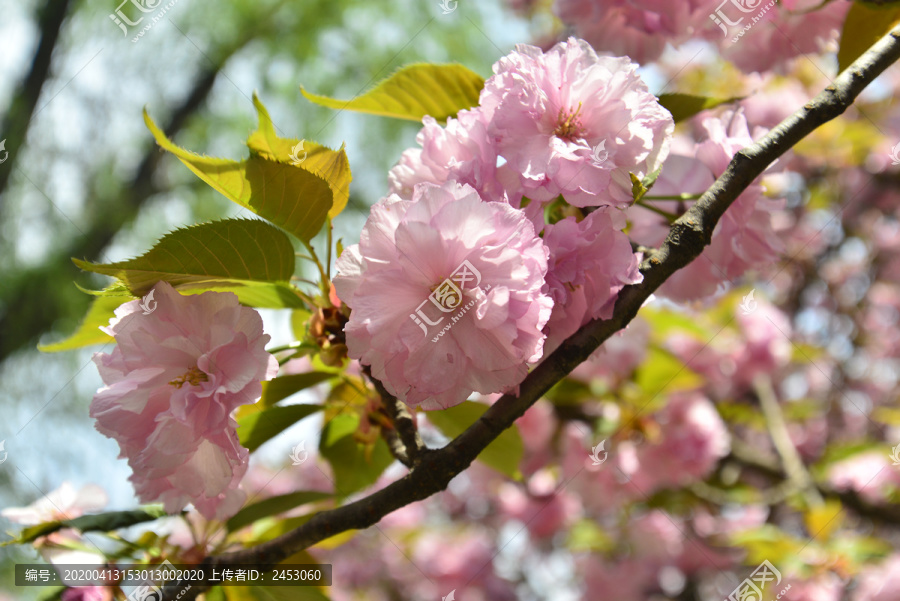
top-left (427, 400), bottom-right (524, 480)
top-left (838, 3), bottom-right (900, 72)
top-left (38, 291), bottom-right (132, 352)
top-left (247, 94), bottom-right (351, 219)
top-left (73, 219), bottom-right (303, 308)
top-left (301, 63), bottom-right (484, 122)
top-left (657, 93), bottom-right (742, 123)
top-left (237, 404), bottom-right (322, 452)
top-left (319, 413), bottom-right (394, 496)
top-left (2, 507), bottom-right (168, 546)
top-left (145, 111), bottom-right (333, 242)
top-left (631, 172), bottom-right (649, 202)
top-left (227, 491), bottom-right (332, 532)
top-left (261, 373), bottom-right (335, 408)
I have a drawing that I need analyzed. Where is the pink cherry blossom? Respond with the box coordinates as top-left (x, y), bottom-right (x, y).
top-left (541, 208), bottom-right (642, 353)
top-left (334, 181), bottom-right (553, 410)
top-left (828, 452), bottom-right (900, 504)
top-left (90, 281), bottom-right (278, 520)
top-left (497, 468), bottom-right (580, 539)
top-left (628, 110), bottom-right (785, 301)
top-left (554, 0), bottom-right (707, 64)
top-left (480, 37), bottom-right (673, 207)
top-left (388, 108), bottom-right (509, 203)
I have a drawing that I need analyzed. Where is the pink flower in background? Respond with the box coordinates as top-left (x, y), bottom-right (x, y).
top-left (554, 0), bottom-right (707, 64)
top-left (541, 208), bottom-right (642, 353)
top-left (828, 452), bottom-right (900, 504)
top-left (628, 111), bottom-right (785, 301)
top-left (90, 282), bottom-right (278, 520)
top-left (334, 181), bottom-right (553, 410)
top-left (497, 469), bottom-right (580, 539)
top-left (1, 482), bottom-right (107, 525)
top-left (61, 587), bottom-right (112, 601)
top-left (480, 37), bottom-right (673, 207)
top-left (856, 554), bottom-right (900, 601)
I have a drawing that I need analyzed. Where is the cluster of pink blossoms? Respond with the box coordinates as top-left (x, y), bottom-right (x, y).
top-left (338, 38), bottom-right (673, 409)
top-left (552, 0), bottom-right (849, 72)
top-left (628, 110), bottom-right (786, 301)
top-left (90, 282), bottom-right (278, 519)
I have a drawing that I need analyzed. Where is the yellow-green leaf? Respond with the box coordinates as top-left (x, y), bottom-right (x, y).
top-left (319, 413), bottom-right (394, 496)
top-left (38, 291), bottom-right (131, 352)
top-left (657, 93), bottom-right (742, 124)
top-left (301, 63), bottom-right (484, 122)
top-left (260, 372), bottom-right (336, 408)
top-left (237, 404), bottom-right (323, 452)
top-left (838, 3), bottom-right (900, 72)
top-left (804, 499), bottom-right (844, 542)
top-left (73, 219), bottom-right (304, 308)
top-left (247, 94), bottom-right (351, 219)
top-left (427, 400), bottom-right (524, 480)
top-left (227, 491), bottom-right (332, 532)
top-left (145, 111), bottom-right (333, 242)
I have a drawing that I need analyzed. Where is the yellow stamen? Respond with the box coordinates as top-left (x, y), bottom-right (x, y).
top-left (169, 366), bottom-right (208, 389)
top-left (553, 102), bottom-right (586, 140)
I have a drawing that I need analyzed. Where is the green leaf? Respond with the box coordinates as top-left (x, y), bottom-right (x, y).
top-left (261, 373), bottom-right (336, 408)
top-left (145, 111), bottom-right (333, 242)
top-left (247, 94), bottom-right (352, 219)
top-left (319, 413), bottom-right (394, 496)
top-left (73, 219), bottom-right (303, 308)
top-left (227, 491), bottom-right (332, 532)
top-left (657, 93), bottom-right (742, 123)
top-left (634, 347), bottom-right (703, 402)
top-left (838, 3), bottom-right (900, 72)
top-left (2, 507), bottom-right (169, 546)
top-left (301, 63), bottom-right (484, 122)
top-left (237, 404), bottom-right (323, 452)
top-left (427, 400), bottom-right (524, 480)
top-left (38, 291), bottom-right (132, 352)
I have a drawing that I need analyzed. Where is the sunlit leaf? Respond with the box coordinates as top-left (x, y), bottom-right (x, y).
top-left (237, 404), bottom-right (323, 452)
top-left (301, 63), bottom-right (484, 122)
top-left (2, 507), bottom-right (169, 546)
top-left (838, 3), bottom-right (900, 72)
top-left (427, 400), bottom-right (524, 480)
top-left (319, 413), bottom-right (393, 496)
top-left (73, 219), bottom-right (304, 308)
top-left (145, 111), bottom-right (333, 242)
top-left (804, 499), bottom-right (844, 542)
top-left (247, 94), bottom-right (351, 219)
top-left (657, 93), bottom-right (742, 123)
top-left (227, 491), bottom-right (332, 532)
top-left (260, 373), bottom-right (336, 408)
top-left (38, 291), bottom-right (131, 352)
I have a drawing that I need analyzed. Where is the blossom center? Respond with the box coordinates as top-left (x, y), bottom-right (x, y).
top-left (169, 366), bottom-right (209, 389)
top-left (553, 102), bottom-right (586, 140)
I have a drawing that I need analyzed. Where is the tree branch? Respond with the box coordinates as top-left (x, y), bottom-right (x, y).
top-left (167, 26), bottom-right (900, 600)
